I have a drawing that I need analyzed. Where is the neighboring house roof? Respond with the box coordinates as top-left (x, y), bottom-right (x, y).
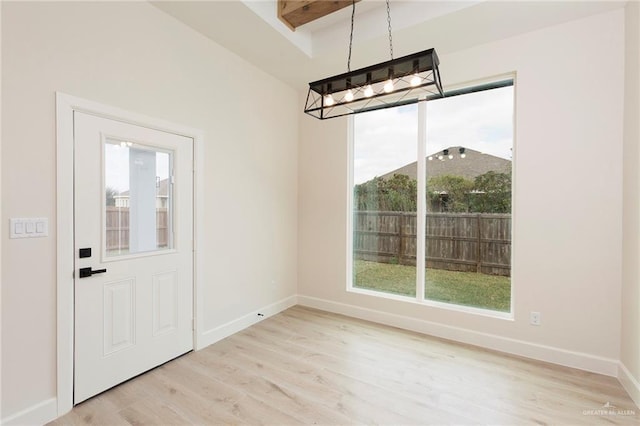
top-left (380, 146), bottom-right (511, 181)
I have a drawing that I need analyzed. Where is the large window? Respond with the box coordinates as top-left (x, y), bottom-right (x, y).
top-left (350, 81), bottom-right (514, 313)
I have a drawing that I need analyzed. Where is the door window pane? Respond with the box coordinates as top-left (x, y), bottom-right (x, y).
top-left (105, 140), bottom-right (173, 257)
top-left (352, 105), bottom-right (418, 297)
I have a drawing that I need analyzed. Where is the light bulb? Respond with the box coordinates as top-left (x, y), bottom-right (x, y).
top-left (448, 154), bottom-right (454, 160)
top-left (410, 74), bottom-right (421, 87)
top-left (344, 90), bottom-right (354, 102)
top-left (460, 153), bottom-right (466, 158)
top-left (324, 94), bottom-right (335, 106)
top-left (364, 85), bottom-right (374, 97)
top-left (428, 156), bottom-right (433, 161)
top-left (438, 155), bottom-right (443, 160)
top-left (383, 79), bottom-right (394, 93)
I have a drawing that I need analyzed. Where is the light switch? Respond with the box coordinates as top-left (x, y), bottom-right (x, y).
top-left (10, 218), bottom-right (49, 239)
top-left (25, 222), bottom-right (35, 233)
top-left (14, 222), bottom-right (24, 234)
top-left (35, 218), bottom-right (48, 236)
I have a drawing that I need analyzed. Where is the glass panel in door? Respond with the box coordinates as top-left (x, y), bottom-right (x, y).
top-left (104, 139), bottom-right (173, 257)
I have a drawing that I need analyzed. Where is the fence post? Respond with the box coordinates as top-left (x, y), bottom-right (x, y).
top-left (476, 213), bottom-right (482, 273)
top-left (398, 213), bottom-right (405, 265)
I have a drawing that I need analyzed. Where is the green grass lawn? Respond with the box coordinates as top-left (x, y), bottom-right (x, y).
top-left (354, 260), bottom-right (511, 312)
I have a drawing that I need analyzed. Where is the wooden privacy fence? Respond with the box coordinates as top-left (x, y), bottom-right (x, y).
top-left (105, 207), bottom-right (169, 250)
top-left (354, 211), bottom-right (511, 276)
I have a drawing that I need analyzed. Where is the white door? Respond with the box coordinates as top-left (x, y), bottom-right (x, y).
top-left (73, 111), bottom-right (193, 404)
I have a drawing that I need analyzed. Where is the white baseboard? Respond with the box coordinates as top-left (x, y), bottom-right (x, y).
top-left (619, 362), bottom-right (640, 409)
top-left (297, 295), bottom-right (619, 377)
top-left (196, 295), bottom-right (297, 350)
top-left (1, 397), bottom-right (57, 426)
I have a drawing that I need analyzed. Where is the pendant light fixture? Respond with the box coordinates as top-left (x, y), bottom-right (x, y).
top-left (304, 0), bottom-right (444, 120)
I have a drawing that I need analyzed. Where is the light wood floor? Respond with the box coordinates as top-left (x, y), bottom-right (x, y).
top-left (50, 306), bottom-right (639, 425)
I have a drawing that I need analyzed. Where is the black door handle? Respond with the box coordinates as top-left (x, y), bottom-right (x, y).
top-left (79, 267), bottom-right (107, 278)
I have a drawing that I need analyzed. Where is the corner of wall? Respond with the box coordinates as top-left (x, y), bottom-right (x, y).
top-left (196, 295), bottom-right (297, 350)
top-left (619, 362), bottom-right (640, 409)
top-left (621, 0), bottom-right (640, 404)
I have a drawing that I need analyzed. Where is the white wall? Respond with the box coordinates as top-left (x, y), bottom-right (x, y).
top-left (1, 1), bottom-right (298, 421)
top-left (621, 0), bottom-right (640, 406)
top-left (299, 9), bottom-right (625, 372)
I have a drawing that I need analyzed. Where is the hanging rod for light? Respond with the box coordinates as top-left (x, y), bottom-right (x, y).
top-left (303, 0), bottom-right (443, 120)
top-left (304, 48), bottom-right (443, 119)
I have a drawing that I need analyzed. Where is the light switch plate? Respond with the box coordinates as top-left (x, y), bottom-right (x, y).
top-left (10, 218), bottom-right (48, 238)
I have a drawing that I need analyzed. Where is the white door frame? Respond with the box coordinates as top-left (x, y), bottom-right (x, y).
top-left (55, 93), bottom-right (205, 416)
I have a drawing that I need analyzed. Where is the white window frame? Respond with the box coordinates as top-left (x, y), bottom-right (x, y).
top-left (346, 75), bottom-right (516, 320)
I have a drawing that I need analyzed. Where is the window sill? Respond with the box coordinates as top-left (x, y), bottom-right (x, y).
top-left (347, 286), bottom-right (514, 321)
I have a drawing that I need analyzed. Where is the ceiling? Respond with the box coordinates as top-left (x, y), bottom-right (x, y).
top-left (151, 1), bottom-right (626, 90)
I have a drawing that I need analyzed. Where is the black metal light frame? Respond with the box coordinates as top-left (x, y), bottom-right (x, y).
top-left (304, 48), bottom-right (443, 120)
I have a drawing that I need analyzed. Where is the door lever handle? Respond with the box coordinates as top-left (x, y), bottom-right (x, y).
top-left (79, 267), bottom-right (107, 278)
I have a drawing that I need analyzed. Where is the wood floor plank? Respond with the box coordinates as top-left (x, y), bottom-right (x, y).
top-left (117, 398), bottom-right (192, 426)
top-left (50, 306), bottom-right (639, 425)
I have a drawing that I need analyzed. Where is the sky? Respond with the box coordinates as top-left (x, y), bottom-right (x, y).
top-left (353, 85), bottom-right (514, 184)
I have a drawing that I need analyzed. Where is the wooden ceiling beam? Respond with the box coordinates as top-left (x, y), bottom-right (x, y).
top-left (278, 0), bottom-right (361, 31)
